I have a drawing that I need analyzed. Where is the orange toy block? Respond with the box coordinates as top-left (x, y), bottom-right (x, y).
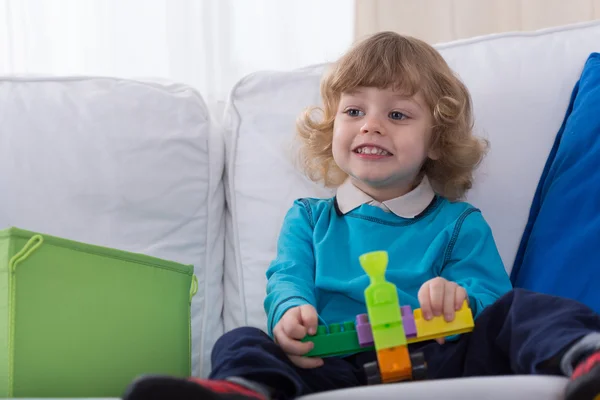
top-left (376, 345), bottom-right (412, 383)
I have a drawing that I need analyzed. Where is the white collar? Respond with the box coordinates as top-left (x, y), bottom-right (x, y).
top-left (335, 176), bottom-right (436, 218)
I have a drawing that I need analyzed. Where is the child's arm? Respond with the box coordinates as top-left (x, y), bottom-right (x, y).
top-left (264, 199), bottom-right (317, 337)
top-left (439, 209), bottom-right (513, 318)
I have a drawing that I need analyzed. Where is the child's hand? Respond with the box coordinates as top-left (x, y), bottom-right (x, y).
top-left (273, 304), bottom-right (324, 369)
top-left (418, 277), bottom-right (468, 344)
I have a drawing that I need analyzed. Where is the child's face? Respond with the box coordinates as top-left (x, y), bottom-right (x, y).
top-left (332, 86), bottom-right (436, 200)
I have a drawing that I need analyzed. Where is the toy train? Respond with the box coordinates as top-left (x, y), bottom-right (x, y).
top-left (301, 250), bottom-right (475, 384)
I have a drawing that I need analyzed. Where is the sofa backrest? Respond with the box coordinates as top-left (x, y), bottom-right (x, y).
top-left (222, 20), bottom-right (600, 333)
top-left (0, 77), bottom-right (224, 378)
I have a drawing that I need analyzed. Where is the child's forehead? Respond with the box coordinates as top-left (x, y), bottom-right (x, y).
top-left (340, 86), bottom-right (420, 100)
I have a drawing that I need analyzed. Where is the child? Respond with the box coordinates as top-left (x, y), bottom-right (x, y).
top-left (124, 32), bottom-right (600, 400)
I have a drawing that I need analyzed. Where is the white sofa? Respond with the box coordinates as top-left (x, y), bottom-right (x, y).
top-left (2, 19), bottom-right (600, 399)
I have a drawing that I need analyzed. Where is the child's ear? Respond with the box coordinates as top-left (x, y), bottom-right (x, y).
top-left (427, 129), bottom-right (440, 160)
top-left (428, 147), bottom-right (440, 161)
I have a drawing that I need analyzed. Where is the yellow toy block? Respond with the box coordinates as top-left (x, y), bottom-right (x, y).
top-left (408, 300), bottom-right (474, 343)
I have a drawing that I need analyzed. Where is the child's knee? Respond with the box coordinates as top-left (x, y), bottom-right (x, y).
top-left (212, 326), bottom-right (272, 355)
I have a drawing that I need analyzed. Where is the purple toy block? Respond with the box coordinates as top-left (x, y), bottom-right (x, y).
top-left (355, 313), bottom-right (374, 347)
top-left (401, 306), bottom-right (417, 338)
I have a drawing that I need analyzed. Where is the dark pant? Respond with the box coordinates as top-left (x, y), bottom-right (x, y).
top-left (209, 289), bottom-right (600, 399)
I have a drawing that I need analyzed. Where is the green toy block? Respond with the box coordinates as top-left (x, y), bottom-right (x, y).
top-left (301, 321), bottom-right (373, 357)
top-left (372, 321), bottom-right (406, 349)
top-left (360, 251), bottom-right (407, 350)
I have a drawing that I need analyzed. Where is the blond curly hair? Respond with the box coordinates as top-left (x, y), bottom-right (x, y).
top-left (296, 31), bottom-right (487, 201)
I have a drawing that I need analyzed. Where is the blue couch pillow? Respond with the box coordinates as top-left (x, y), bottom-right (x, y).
top-left (511, 52), bottom-right (600, 312)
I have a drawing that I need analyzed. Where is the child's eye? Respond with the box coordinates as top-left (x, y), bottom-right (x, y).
top-left (345, 108), bottom-right (364, 117)
top-left (389, 111), bottom-right (407, 120)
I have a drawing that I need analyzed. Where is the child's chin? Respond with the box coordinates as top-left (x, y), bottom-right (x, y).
top-left (355, 176), bottom-right (394, 187)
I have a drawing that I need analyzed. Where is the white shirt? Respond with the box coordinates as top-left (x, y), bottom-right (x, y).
top-left (335, 176), bottom-right (436, 218)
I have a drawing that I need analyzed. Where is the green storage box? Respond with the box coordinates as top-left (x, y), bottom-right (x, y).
top-left (0, 227), bottom-right (198, 398)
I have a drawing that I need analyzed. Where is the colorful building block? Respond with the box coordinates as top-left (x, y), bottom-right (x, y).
top-left (376, 345), bottom-right (412, 383)
top-left (300, 249), bottom-right (474, 373)
top-left (356, 306), bottom-right (416, 347)
top-left (360, 251), bottom-right (407, 350)
top-left (300, 321), bottom-right (363, 357)
top-left (410, 299), bottom-right (474, 342)
top-left (355, 314), bottom-right (373, 347)
top-left (401, 306), bottom-right (417, 338)
top-left (303, 300), bottom-right (474, 357)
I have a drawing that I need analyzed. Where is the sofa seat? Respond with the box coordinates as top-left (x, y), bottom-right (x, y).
top-left (301, 376), bottom-right (568, 400)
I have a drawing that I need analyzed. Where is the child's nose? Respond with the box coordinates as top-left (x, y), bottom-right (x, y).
top-left (360, 119), bottom-right (383, 135)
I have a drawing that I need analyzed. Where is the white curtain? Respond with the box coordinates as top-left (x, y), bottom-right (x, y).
top-left (0, 0), bottom-right (355, 108)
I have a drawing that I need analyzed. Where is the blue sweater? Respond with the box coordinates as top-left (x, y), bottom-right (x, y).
top-left (264, 196), bottom-right (513, 337)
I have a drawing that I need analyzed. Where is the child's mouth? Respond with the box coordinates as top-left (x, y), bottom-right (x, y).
top-left (353, 145), bottom-right (393, 159)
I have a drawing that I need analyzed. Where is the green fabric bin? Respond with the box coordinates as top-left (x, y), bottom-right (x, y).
top-left (0, 227), bottom-right (197, 398)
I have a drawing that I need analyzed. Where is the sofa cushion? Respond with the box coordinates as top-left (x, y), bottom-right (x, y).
top-left (222, 20), bottom-right (600, 334)
top-left (222, 67), bottom-right (335, 331)
top-left (511, 52), bottom-right (600, 311)
top-left (0, 76), bottom-right (224, 378)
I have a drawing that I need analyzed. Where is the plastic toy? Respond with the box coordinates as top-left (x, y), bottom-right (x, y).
top-left (301, 300), bottom-right (473, 357)
top-left (301, 250), bottom-right (475, 384)
top-left (303, 322), bottom-right (362, 357)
